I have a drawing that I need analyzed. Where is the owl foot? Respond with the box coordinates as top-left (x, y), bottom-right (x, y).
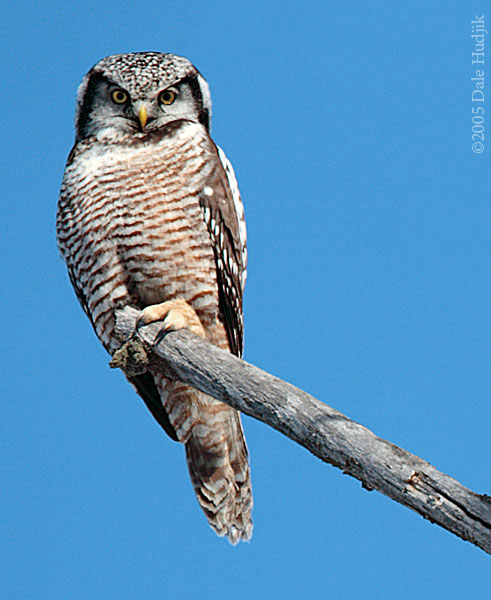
top-left (138, 299), bottom-right (206, 339)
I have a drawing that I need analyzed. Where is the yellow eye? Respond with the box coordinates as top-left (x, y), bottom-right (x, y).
top-left (158, 90), bottom-right (176, 105)
top-left (111, 89), bottom-right (128, 104)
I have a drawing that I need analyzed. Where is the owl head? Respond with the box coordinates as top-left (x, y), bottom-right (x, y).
top-left (74, 52), bottom-right (212, 142)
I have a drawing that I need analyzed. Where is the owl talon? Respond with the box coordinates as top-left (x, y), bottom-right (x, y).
top-left (138, 299), bottom-right (206, 340)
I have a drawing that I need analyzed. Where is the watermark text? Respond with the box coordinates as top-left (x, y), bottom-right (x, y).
top-left (471, 14), bottom-right (486, 153)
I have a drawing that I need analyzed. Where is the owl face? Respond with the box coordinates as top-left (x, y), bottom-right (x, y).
top-left (74, 52), bottom-right (212, 142)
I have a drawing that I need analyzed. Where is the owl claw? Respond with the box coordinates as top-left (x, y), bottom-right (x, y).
top-left (138, 299), bottom-right (206, 342)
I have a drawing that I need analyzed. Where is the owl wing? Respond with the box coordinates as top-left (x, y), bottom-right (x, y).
top-left (129, 373), bottom-right (179, 441)
top-left (200, 146), bottom-right (247, 357)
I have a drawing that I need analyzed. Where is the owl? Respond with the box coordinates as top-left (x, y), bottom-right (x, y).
top-left (57, 52), bottom-right (252, 544)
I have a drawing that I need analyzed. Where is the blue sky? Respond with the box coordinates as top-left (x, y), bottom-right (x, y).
top-left (2, 1), bottom-right (490, 598)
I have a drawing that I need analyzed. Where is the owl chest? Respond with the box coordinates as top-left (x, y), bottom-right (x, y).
top-left (74, 136), bottom-right (218, 308)
top-left (114, 185), bottom-right (216, 305)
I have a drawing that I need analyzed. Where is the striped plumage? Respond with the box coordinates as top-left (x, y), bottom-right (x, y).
top-left (57, 53), bottom-right (252, 543)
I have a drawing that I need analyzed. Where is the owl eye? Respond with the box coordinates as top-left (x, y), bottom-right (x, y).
top-left (111, 89), bottom-right (129, 104)
top-left (158, 90), bottom-right (176, 106)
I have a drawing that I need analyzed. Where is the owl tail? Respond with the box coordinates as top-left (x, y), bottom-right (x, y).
top-left (184, 401), bottom-right (253, 545)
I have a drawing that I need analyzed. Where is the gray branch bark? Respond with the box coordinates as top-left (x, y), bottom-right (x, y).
top-left (111, 306), bottom-right (491, 554)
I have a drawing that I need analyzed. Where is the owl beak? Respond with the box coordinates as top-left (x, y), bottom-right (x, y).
top-left (138, 105), bottom-right (148, 130)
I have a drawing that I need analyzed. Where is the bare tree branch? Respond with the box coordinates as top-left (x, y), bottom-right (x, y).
top-left (110, 306), bottom-right (491, 554)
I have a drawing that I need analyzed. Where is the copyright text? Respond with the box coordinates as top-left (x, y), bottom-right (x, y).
top-left (471, 14), bottom-right (486, 153)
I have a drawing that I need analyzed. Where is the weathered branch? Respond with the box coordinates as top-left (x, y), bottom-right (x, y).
top-left (111, 306), bottom-right (491, 554)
